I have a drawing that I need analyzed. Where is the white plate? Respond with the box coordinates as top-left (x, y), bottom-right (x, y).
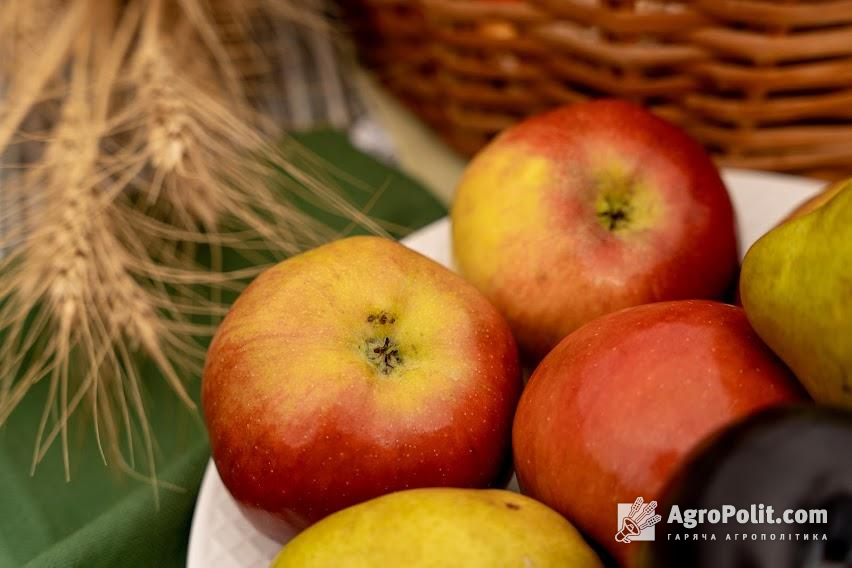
top-left (186, 168), bottom-right (824, 568)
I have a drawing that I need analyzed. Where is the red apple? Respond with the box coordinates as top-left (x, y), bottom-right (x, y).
top-left (512, 300), bottom-right (804, 566)
top-left (452, 100), bottom-right (738, 360)
top-left (203, 236), bottom-right (521, 535)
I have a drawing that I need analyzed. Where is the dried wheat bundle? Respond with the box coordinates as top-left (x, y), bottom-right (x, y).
top-left (0, 0), bottom-right (381, 487)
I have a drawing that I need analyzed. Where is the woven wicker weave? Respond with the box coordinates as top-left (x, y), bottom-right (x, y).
top-left (343, 0), bottom-right (852, 180)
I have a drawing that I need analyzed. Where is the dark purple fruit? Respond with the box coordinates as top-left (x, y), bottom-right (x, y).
top-left (642, 405), bottom-right (852, 568)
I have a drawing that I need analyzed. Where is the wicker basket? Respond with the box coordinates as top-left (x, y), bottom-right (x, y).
top-left (342, 0), bottom-right (852, 180)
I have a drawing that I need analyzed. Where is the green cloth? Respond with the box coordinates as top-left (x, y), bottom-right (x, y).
top-left (0, 130), bottom-right (446, 568)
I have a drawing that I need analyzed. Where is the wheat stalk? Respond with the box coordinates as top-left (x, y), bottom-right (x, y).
top-left (0, 16), bottom-right (197, 490)
top-left (0, 0), bottom-right (66, 80)
top-left (1, 26), bottom-right (130, 480)
top-left (0, 0), bottom-right (388, 484)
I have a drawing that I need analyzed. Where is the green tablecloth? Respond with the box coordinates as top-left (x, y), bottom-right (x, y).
top-left (0, 130), bottom-right (446, 568)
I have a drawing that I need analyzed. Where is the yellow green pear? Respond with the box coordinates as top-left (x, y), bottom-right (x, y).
top-left (270, 488), bottom-right (603, 568)
top-left (740, 179), bottom-right (852, 408)
top-left (783, 179), bottom-right (848, 222)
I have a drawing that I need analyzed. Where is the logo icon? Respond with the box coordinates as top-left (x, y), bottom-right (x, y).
top-left (616, 497), bottom-right (661, 543)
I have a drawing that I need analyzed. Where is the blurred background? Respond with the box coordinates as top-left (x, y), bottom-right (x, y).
top-left (0, 1), bottom-right (850, 566)
top-left (343, 0), bottom-right (852, 182)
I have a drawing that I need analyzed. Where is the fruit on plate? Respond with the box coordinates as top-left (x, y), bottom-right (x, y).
top-left (642, 406), bottom-right (852, 567)
top-left (451, 99), bottom-right (738, 360)
top-left (270, 488), bottom-right (604, 568)
top-left (784, 178), bottom-right (849, 222)
top-left (203, 236), bottom-right (521, 534)
top-left (741, 179), bottom-right (852, 408)
top-left (512, 300), bottom-right (804, 566)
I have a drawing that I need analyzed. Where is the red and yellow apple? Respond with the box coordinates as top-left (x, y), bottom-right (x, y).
top-left (512, 300), bottom-right (804, 566)
top-left (203, 236), bottom-right (521, 535)
top-left (451, 100), bottom-right (738, 360)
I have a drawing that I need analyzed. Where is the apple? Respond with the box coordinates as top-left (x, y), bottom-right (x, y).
top-left (451, 100), bottom-right (738, 360)
top-left (203, 236), bottom-right (521, 535)
top-left (512, 300), bottom-right (805, 566)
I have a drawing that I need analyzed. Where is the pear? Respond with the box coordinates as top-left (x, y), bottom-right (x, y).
top-left (270, 488), bottom-right (603, 568)
top-left (784, 178), bottom-right (849, 223)
top-left (740, 179), bottom-right (852, 407)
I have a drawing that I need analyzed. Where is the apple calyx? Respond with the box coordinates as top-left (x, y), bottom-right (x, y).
top-left (364, 311), bottom-right (402, 376)
top-left (594, 166), bottom-right (641, 232)
top-left (597, 191), bottom-right (633, 231)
